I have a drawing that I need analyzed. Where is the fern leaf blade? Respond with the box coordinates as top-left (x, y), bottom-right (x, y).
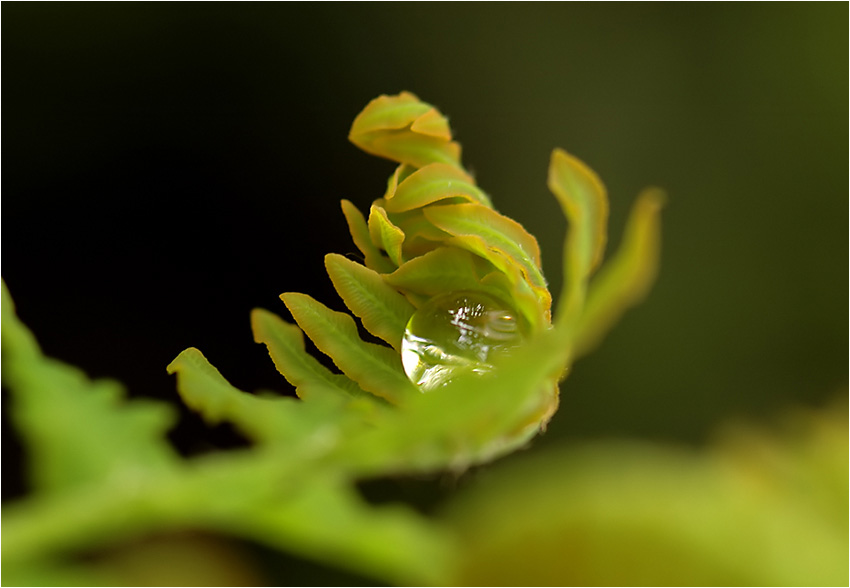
top-left (572, 188), bottom-right (664, 356)
top-left (281, 292), bottom-right (417, 403)
top-left (250, 307), bottom-right (369, 402)
top-left (325, 253), bottom-right (415, 350)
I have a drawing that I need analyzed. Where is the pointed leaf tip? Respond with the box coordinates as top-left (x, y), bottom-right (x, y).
top-left (368, 205), bottom-right (406, 267)
top-left (340, 200), bottom-right (395, 274)
top-left (548, 148), bottom-right (609, 274)
top-left (548, 148), bottom-right (610, 326)
top-left (572, 187), bottom-right (664, 356)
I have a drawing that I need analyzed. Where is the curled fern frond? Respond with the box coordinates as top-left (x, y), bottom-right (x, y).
top-left (170, 91), bottom-right (664, 472)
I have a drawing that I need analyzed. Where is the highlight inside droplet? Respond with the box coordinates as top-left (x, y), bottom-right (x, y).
top-left (401, 291), bottom-right (527, 391)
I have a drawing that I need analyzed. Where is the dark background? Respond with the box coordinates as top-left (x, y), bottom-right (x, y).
top-left (2, 2), bottom-right (847, 581)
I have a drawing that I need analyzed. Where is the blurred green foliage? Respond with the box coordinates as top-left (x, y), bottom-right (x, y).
top-left (445, 402), bottom-right (848, 586)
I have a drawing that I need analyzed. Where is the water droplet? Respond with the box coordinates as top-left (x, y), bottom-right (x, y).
top-left (401, 291), bottom-right (527, 391)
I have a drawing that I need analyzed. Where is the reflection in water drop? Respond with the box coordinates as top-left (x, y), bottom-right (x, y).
top-left (401, 291), bottom-right (527, 391)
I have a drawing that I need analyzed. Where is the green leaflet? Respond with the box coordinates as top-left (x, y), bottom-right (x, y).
top-left (385, 246), bottom-right (491, 297)
top-left (444, 234), bottom-right (550, 329)
top-left (348, 91), bottom-right (432, 136)
top-left (349, 92), bottom-right (461, 168)
top-left (389, 208), bottom-right (451, 242)
top-left (382, 163), bottom-right (404, 200)
top-left (250, 307), bottom-right (370, 402)
top-left (383, 246), bottom-right (542, 328)
top-left (167, 347), bottom-right (261, 424)
top-left (1, 281), bottom-right (177, 495)
top-left (1, 280), bottom-right (40, 361)
top-left (167, 347), bottom-right (317, 443)
top-left (384, 162), bottom-right (492, 212)
top-left (281, 292), bottom-right (418, 404)
top-left (425, 203), bottom-right (547, 293)
top-left (409, 107), bottom-right (452, 140)
top-left (572, 188), bottom-right (665, 356)
top-left (547, 148), bottom-right (610, 324)
top-left (368, 204), bottom-right (405, 267)
top-left (360, 127), bottom-right (461, 168)
top-left (325, 253), bottom-right (416, 350)
top-left (227, 476), bottom-right (455, 586)
top-left (389, 209), bottom-right (451, 260)
top-left (340, 199), bottom-right (395, 274)
top-left (167, 346), bottom-right (390, 446)
top-left (382, 164), bottom-right (418, 200)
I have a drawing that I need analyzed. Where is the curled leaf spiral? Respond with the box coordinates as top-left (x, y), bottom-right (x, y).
top-left (173, 91), bottom-right (663, 471)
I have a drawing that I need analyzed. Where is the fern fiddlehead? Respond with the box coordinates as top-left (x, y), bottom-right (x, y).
top-left (169, 91), bottom-right (662, 473)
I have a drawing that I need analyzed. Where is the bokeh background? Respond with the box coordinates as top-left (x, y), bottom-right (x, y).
top-left (3, 3), bottom-right (846, 583)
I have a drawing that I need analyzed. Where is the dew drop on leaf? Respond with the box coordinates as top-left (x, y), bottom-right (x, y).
top-left (401, 291), bottom-right (527, 391)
